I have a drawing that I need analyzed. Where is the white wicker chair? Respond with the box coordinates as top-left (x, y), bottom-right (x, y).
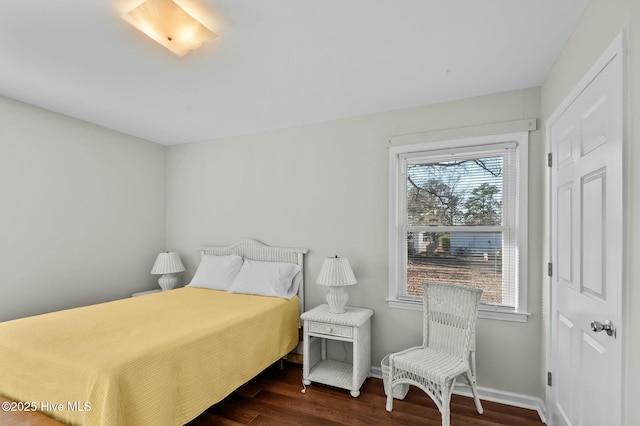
top-left (385, 282), bottom-right (483, 426)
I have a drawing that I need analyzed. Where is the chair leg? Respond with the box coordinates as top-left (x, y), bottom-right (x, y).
top-left (463, 370), bottom-right (484, 414)
top-left (386, 355), bottom-right (395, 412)
top-left (441, 396), bottom-right (451, 426)
top-left (441, 412), bottom-right (450, 426)
top-left (386, 388), bottom-right (393, 412)
top-left (468, 351), bottom-right (483, 414)
top-left (470, 381), bottom-right (483, 415)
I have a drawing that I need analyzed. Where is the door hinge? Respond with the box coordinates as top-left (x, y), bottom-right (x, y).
top-left (548, 262), bottom-right (553, 277)
top-left (547, 371), bottom-right (552, 386)
top-left (548, 153), bottom-right (553, 167)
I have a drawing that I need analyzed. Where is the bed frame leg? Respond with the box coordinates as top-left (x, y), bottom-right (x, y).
top-left (278, 358), bottom-right (286, 370)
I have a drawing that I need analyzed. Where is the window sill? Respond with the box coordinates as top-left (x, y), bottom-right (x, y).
top-left (387, 299), bottom-right (530, 323)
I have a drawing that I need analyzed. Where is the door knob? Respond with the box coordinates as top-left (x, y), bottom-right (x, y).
top-left (590, 320), bottom-right (615, 337)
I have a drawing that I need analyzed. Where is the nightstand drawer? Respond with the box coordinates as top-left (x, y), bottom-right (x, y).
top-left (308, 321), bottom-right (353, 338)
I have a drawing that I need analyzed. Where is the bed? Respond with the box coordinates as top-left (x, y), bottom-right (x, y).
top-left (0, 239), bottom-right (308, 425)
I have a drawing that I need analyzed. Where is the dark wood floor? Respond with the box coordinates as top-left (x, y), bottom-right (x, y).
top-left (188, 363), bottom-right (544, 426)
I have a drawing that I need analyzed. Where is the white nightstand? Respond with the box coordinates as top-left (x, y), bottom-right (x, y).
top-left (132, 289), bottom-right (161, 297)
top-left (301, 304), bottom-right (373, 397)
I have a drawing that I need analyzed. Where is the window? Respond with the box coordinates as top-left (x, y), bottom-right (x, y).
top-left (388, 132), bottom-right (529, 322)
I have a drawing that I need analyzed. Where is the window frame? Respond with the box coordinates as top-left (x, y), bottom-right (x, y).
top-left (388, 132), bottom-right (530, 322)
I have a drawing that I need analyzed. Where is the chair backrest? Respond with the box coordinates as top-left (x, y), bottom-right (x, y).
top-left (422, 282), bottom-right (482, 359)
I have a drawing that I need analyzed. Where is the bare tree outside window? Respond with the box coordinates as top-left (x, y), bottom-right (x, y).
top-left (405, 157), bottom-right (505, 304)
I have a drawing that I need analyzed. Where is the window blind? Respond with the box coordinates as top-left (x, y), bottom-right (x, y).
top-left (401, 144), bottom-right (519, 309)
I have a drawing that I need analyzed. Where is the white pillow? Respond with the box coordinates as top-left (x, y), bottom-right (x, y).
top-left (188, 254), bottom-right (243, 290)
top-left (227, 259), bottom-right (302, 299)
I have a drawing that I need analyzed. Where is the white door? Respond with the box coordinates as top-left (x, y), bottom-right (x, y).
top-left (548, 34), bottom-right (625, 426)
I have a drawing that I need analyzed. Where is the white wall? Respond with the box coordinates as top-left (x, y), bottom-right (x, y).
top-left (166, 87), bottom-right (545, 399)
top-left (540, 0), bottom-right (640, 423)
top-left (0, 96), bottom-right (166, 322)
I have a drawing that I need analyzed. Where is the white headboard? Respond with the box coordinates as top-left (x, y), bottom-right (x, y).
top-left (196, 239), bottom-right (310, 313)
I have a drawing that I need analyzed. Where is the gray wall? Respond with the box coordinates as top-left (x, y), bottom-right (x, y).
top-left (166, 87), bottom-right (545, 399)
top-left (0, 96), bottom-right (166, 322)
top-left (540, 0), bottom-right (640, 423)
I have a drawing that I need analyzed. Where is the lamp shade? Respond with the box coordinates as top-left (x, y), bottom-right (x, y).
top-left (122, 0), bottom-right (217, 56)
top-left (151, 252), bottom-right (185, 275)
top-left (316, 256), bottom-right (357, 287)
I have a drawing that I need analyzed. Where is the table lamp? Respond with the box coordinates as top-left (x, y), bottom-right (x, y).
top-left (316, 256), bottom-right (357, 314)
top-left (151, 252), bottom-right (185, 291)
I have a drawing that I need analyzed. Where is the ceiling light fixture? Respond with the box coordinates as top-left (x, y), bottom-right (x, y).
top-left (122, 0), bottom-right (217, 56)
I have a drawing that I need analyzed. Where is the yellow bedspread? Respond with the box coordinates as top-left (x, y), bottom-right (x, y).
top-left (0, 287), bottom-right (299, 425)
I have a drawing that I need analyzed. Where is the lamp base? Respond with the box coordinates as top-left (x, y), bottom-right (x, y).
top-left (158, 274), bottom-right (178, 291)
top-left (326, 287), bottom-right (348, 314)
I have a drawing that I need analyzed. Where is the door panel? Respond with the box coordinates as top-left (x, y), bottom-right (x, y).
top-left (581, 171), bottom-right (605, 299)
top-left (556, 313), bottom-right (574, 425)
top-left (557, 184), bottom-right (573, 284)
top-left (580, 333), bottom-right (607, 426)
top-left (579, 96), bottom-right (606, 156)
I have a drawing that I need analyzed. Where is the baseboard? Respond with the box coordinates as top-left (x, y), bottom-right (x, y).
top-left (370, 366), bottom-right (547, 424)
top-left (370, 365), bottom-right (384, 380)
